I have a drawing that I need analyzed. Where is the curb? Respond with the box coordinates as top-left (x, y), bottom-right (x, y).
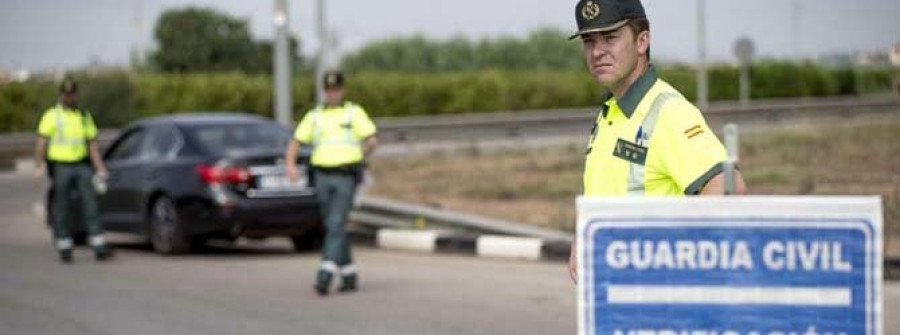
top-left (350, 229), bottom-right (571, 262)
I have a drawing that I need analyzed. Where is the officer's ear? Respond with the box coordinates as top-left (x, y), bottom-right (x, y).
top-left (636, 30), bottom-right (650, 58)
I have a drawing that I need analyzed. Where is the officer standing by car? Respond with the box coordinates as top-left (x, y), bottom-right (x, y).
top-left (566, 0), bottom-right (748, 281)
top-left (33, 80), bottom-right (110, 263)
top-left (285, 70), bottom-right (377, 295)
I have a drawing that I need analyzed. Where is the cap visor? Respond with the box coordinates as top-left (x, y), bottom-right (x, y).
top-left (568, 19), bottom-right (630, 40)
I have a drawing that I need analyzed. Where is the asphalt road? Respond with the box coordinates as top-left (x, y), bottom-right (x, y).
top-left (1, 168), bottom-right (898, 335)
top-left (0, 170), bottom-right (576, 335)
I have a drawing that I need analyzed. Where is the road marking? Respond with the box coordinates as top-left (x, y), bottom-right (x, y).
top-left (476, 235), bottom-right (543, 260)
top-left (377, 230), bottom-right (441, 252)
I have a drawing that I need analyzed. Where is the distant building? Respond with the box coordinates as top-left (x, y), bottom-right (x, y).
top-left (0, 68), bottom-right (31, 84)
top-left (818, 53), bottom-right (855, 68)
top-left (890, 43), bottom-right (900, 67)
top-left (855, 50), bottom-right (891, 67)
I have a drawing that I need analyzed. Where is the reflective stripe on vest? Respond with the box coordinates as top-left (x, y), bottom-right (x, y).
top-left (626, 92), bottom-right (678, 195)
top-left (311, 102), bottom-right (360, 148)
top-left (50, 108), bottom-right (87, 148)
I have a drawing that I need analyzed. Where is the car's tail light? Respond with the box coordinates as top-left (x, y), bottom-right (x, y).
top-left (196, 164), bottom-right (250, 184)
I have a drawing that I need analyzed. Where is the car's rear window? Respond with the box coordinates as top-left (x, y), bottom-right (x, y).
top-left (183, 122), bottom-right (291, 154)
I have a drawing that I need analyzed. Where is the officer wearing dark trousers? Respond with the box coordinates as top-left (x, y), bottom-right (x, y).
top-left (33, 80), bottom-right (110, 263)
top-left (284, 70), bottom-right (378, 295)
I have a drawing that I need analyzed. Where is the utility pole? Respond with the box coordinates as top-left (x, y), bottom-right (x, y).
top-left (132, 0), bottom-right (144, 67)
top-left (315, 0), bottom-right (328, 105)
top-left (891, 43), bottom-right (900, 98)
top-left (273, 0), bottom-right (293, 126)
top-left (791, 0), bottom-right (801, 59)
top-left (696, 0), bottom-right (709, 111)
top-left (734, 37), bottom-right (755, 106)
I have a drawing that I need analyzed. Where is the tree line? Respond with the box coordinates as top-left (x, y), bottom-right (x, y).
top-left (0, 7), bottom-right (894, 133)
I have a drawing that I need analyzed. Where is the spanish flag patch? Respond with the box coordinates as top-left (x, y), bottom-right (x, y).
top-left (684, 125), bottom-right (704, 139)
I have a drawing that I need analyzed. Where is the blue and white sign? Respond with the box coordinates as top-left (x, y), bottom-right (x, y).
top-left (577, 197), bottom-right (883, 335)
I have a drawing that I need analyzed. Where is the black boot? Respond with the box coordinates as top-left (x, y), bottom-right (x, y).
top-left (314, 270), bottom-right (333, 296)
top-left (339, 274), bottom-right (358, 293)
top-left (94, 246), bottom-right (113, 262)
top-left (59, 249), bottom-right (73, 264)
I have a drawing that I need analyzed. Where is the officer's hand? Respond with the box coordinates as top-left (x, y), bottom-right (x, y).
top-left (285, 164), bottom-right (299, 183)
top-left (569, 239), bottom-right (578, 284)
top-left (33, 165), bottom-right (45, 183)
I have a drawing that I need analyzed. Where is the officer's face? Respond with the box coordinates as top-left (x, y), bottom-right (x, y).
top-left (325, 87), bottom-right (344, 106)
top-left (60, 91), bottom-right (78, 107)
top-left (580, 25), bottom-right (648, 92)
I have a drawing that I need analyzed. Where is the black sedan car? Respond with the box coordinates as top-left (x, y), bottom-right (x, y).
top-left (89, 113), bottom-right (322, 254)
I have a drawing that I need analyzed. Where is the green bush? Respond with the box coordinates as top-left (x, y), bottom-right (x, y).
top-left (0, 81), bottom-right (56, 132)
top-left (708, 66), bottom-right (740, 101)
top-left (0, 63), bottom-right (894, 133)
top-left (855, 67), bottom-right (894, 94)
top-left (750, 61), bottom-right (842, 98)
top-left (657, 65), bottom-right (696, 100)
top-left (67, 71), bottom-right (137, 127)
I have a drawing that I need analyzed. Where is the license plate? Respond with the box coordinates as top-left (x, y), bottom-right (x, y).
top-left (258, 174), bottom-right (308, 190)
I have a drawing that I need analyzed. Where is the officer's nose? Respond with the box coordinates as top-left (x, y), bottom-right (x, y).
top-left (590, 42), bottom-right (606, 59)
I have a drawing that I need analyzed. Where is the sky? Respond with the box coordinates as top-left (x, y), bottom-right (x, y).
top-left (1, 0), bottom-right (898, 71)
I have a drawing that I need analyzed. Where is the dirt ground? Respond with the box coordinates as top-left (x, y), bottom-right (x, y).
top-left (367, 116), bottom-right (900, 254)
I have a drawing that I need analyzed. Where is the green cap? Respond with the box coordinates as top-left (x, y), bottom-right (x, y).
top-left (569, 0), bottom-right (646, 40)
top-left (323, 70), bottom-right (344, 89)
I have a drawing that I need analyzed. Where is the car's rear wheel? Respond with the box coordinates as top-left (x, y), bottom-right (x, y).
top-left (149, 197), bottom-right (191, 255)
top-left (290, 228), bottom-right (324, 252)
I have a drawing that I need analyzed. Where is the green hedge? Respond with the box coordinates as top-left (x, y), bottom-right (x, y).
top-left (0, 63), bottom-right (893, 132)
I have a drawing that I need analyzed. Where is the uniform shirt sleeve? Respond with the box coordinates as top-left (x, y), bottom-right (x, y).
top-left (293, 112), bottom-right (315, 144)
top-left (656, 99), bottom-right (727, 195)
top-left (351, 105), bottom-right (377, 139)
top-left (36, 110), bottom-right (55, 138)
top-left (83, 112), bottom-right (98, 140)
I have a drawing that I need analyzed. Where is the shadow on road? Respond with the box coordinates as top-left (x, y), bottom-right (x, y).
top-left (887, 258), bottom-right (900, 281)
top-left (107, 239), bottom-right (319, 259)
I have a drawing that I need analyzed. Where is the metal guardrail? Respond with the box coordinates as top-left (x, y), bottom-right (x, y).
top-left (350, 196), bottom-right (572, 242)
top-left (374, 96), bottom-right (900, 145)
top-left (1, 96), bottom-right (898, 158)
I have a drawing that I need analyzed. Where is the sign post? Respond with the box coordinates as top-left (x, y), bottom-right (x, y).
top-left (577, 197), bottom-right (883, 335)
top-left (734, 37), bottom-right (755, 106)
top-left (890, 43), bottom-right (900, 98)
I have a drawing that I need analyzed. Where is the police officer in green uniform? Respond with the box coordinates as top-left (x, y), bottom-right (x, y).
top-left (566, 0), bottom-right (748, 281)
top-left (33, 80), bottom-right (110, 263)
top-left (284, 70), bottom-right (377, 295)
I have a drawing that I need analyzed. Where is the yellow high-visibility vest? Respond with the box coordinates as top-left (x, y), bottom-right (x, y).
top-left (583, 67), bottom-right (727, 196)
top-left (37, 105), bottom-right (98, 163)
top-left (294, 102), bottom-right (377, 168)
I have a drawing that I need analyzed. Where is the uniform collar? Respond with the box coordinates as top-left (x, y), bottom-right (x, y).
top-left (606, 65), bottom-right (658, 119)
top-left (54, 103), bottom-right (80, 113)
